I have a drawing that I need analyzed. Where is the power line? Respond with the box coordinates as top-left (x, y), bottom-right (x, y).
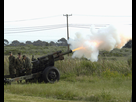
top-left (4, 24), bottom-right (90, 30)
top-left (4, 24), bottom-right (109, 32)
top-left (4, 26), bottom-right (67, 34)
top-left (4, 25), bottom-right (91, 34)
top-left (4, 24), bottom-right (131, 34)
top-left (5, 24), bottom-right (66, 30)
top-left (4, 26), bottom-right (90, 34)
top-left (4, 14), bottom-right (132, 23)
top-left (70, 24), bottom-right (109, 27)
top-left (6, 23), bottom-right (131, 30)
top-left (73, 14), bottom-right (132, 17)
top-left (4, 14), bottom-right (62, 23)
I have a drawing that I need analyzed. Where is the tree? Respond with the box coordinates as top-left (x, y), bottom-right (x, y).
top-left (58, 38), bottom-right (67, 43)
top-left (33, 40), bottom-right (42, 46)
top-left (20, 42), bottom-right (25, 46)
top-left (49, 41), bottom-right (56, 46)
top-left (4, 39), bottom-right (9, 46)
top-left (33, 40), bottom-right (48, 46)
top-left (57, 38), bottom-right (68, 46)
top-left (123, 40), bottom-right (132, 48)
top-left (25, 41), bottom-right (32, 45)
top-left (10, 40), bottom-right (21, 46)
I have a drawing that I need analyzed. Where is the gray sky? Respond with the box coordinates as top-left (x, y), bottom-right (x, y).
top-left (4, 0), bottom-right (132, 42)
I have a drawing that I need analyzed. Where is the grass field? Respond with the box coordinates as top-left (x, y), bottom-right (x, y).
top-left (4, 46), bottom-right (132, 102)
top-left (4, 77), bottom-right (132, 102)
top-left (4, 92), bottom-right (79, 102)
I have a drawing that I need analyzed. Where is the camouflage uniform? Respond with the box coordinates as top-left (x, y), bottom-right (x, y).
top-left (8, 55), bottom-right (16, 77)
top-left (23, 57), bottom-right (32, 83)
top-left (23, 57), bottom-right (32, 75)
top-left (15, 57), bottom-right (24, 77)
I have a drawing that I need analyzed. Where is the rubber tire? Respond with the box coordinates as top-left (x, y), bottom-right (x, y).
top-left (42, 66), bottom-right (60, 83)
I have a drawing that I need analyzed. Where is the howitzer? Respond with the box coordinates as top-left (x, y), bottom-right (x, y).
top-left (31, 50), bottom-right (72, 74)
top-left (4, 50), bottom-right (73, 84)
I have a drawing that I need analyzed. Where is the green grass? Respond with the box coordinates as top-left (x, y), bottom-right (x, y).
top-left (4, 77), bottom-right (132, 102)
top-left (4, 92), bottom-right (81, 102)
top-left (55, 58), bottom-right (132, 79)
top-left (4, 46), bottom-right (132, 102)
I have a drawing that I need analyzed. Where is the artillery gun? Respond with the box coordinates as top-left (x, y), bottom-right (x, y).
top-left (4, 50), bottom-right (72, 84)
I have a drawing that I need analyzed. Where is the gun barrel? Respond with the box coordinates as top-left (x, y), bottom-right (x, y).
top-left (32, 50), bottom-right (72, 63)
top-left (60, 50), bottom-right (72, 55)
top-left (37, 50), bottom-right (62, 60)
top-left (54, 50), bottom-right (72, 61)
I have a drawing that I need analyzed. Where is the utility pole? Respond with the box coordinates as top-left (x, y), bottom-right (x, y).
top-left (63, 14), bottom-right (72, 56)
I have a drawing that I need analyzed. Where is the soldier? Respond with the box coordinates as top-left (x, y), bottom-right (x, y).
top-left (22, 55), bottom-right (32, 83)
top-left (8, 52), bottom-right (16, 78)
top-left (16, 53), bottom-right (24, 83)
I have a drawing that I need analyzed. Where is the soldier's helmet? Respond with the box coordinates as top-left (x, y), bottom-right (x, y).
top-left (18, 53), bottom-right (21, 55)
top-left (23, 55), bottom-right (26, 58)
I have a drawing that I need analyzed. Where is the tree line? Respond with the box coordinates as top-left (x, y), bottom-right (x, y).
top-left (4, 38), bottom-right (132, 48)
top-left (4, 38), bottom-right (68, 46)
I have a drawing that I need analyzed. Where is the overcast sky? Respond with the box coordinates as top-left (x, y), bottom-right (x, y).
top-left (4, 0), bottom-right (132, 42)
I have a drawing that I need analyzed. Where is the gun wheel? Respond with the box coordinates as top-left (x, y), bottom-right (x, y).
top-left (42, 66), bottom-right (60, 83)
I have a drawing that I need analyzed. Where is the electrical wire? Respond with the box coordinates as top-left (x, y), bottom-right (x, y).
top-left (4, 14), bottom-right (62, 23)
top-left (5, 14), bottom-right (132, 23)
top-left (5, 24), bottom-right (66, 31)
top-left (73, 14), bottom-right (132, 17)
top-left (4, 26), bottom-right (67, 34)
top-left (4, 24), bottom-right (96, 34)
top-left (4, 23), bottom-right (131, 34)
top-left (5, 24), bottom-right (108, 30)
top-left (3, 24), bottom-right (116, 34)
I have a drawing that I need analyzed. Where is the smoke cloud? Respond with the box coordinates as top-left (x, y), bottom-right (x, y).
top-left (68, 24), bottom-right (132, 62)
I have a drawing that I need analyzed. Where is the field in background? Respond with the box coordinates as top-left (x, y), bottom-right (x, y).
top-left (4, 45), bottom-right (132, 102)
